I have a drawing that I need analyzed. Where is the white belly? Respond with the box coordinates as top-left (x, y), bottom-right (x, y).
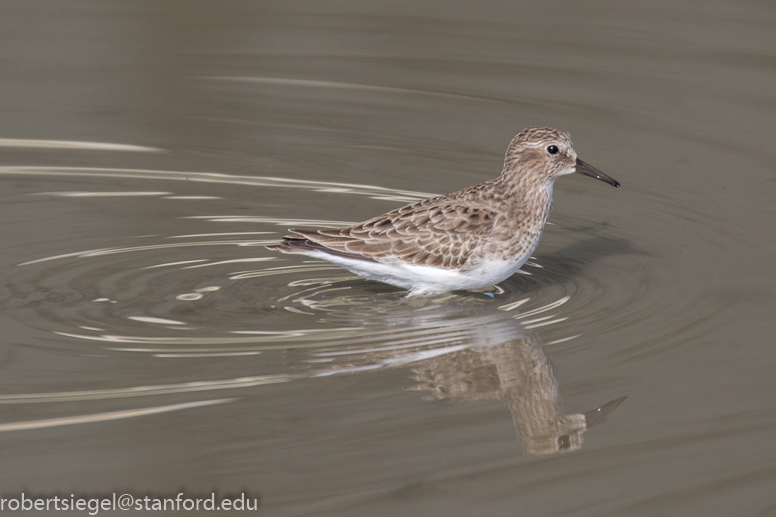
top-left (305, 251), bottom-right (530, 296)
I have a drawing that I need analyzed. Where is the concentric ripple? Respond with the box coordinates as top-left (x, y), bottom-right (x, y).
top-left (0, 164), bottom-right (650, 356)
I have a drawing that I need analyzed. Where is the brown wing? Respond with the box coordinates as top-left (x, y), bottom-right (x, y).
top-left (273, 198), bottom-right (499, 269)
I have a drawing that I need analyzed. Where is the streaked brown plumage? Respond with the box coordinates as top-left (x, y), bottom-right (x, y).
top-left (267, 127), bottom-right (619, 296)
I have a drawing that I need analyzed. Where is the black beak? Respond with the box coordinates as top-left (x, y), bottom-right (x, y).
top-left (575, 158), bottom-right (620, 188)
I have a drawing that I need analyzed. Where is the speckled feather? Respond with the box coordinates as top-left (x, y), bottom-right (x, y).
top-left (267, 127), bottom-right (618, 295)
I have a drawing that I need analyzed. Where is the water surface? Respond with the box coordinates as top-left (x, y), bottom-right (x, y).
top-left (1, 1), bottom-right (775, 516)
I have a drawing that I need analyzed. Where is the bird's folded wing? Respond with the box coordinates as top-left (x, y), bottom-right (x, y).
top-left (287, 203), bottom-right (499, 269)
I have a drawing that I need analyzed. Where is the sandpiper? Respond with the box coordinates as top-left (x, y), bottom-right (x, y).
top-left (267, 127), bottom-right (619, 296)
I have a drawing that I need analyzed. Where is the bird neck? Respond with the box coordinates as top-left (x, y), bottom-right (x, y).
top-left (497, 171), bottom-right (555, 227)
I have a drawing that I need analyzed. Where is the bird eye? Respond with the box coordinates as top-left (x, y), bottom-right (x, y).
top-left (546, 145), bottom-right (559, 155)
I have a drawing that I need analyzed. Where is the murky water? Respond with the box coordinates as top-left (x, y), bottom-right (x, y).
top-left (1, 1), bottom-right (775, 515)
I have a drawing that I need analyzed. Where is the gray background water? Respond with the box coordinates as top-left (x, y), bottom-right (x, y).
top-left (1, 1), bottom-right (775, 515)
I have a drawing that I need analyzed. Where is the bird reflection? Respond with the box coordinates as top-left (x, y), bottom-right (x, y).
top-left (408, 333), bottom-right (623, 455)
top-left (289, 302), bottom-right (624, 456)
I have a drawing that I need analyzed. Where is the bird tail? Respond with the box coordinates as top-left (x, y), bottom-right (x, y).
top-left (265, 236), bottom-right (318, 255)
